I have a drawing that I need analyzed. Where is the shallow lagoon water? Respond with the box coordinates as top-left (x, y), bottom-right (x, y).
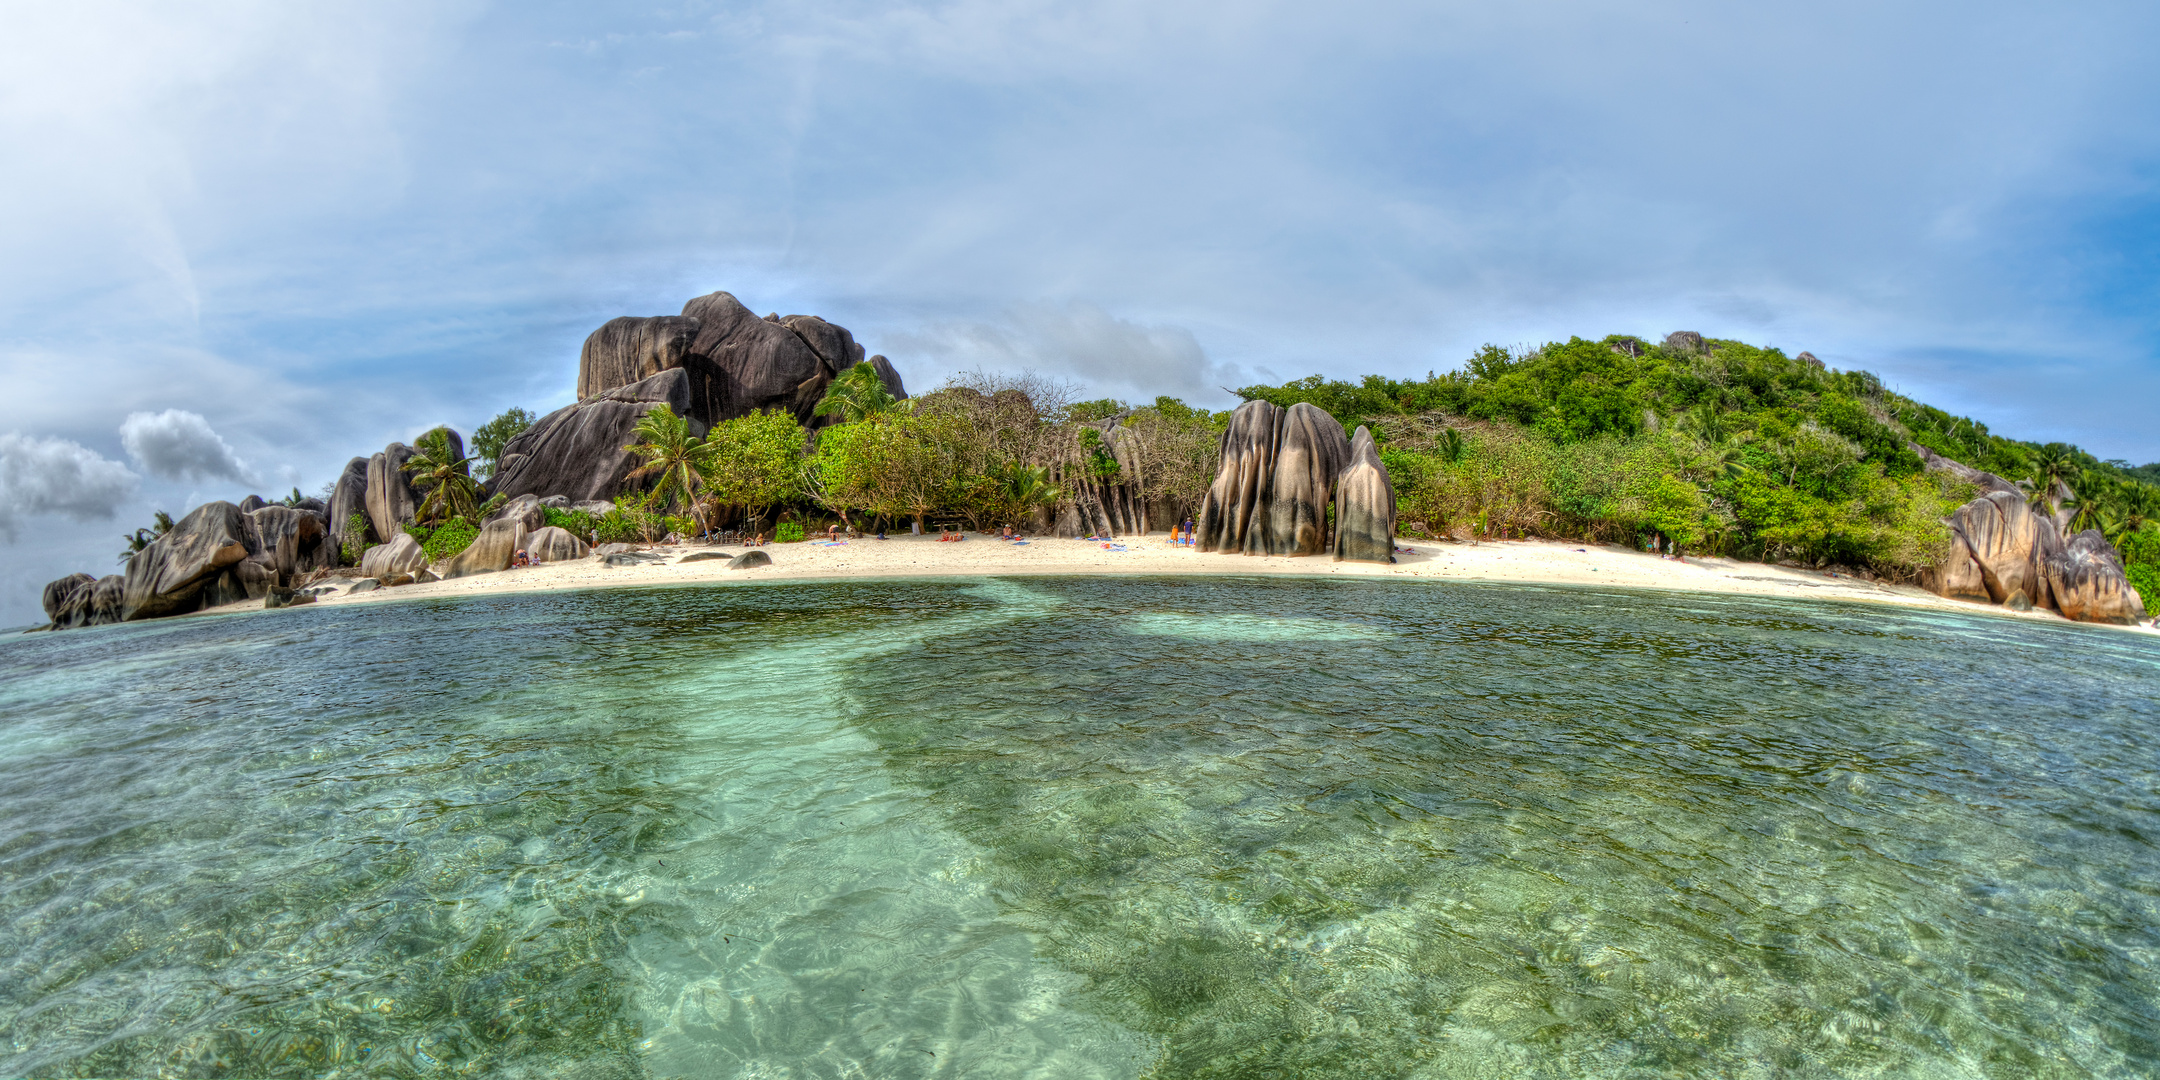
top-left (0, 576), bottom-right (2155, 1078)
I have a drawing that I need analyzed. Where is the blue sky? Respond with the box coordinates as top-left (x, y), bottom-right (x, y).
top-left (2, 0), bottom-right (2157, 624)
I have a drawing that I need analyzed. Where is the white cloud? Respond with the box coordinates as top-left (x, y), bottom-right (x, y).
top-left (0, 434), bottom-right (140, 541)
top-left (888, 303), bottom-right (1246, 406)
top-left (120, 409), bottom-right (255, 485)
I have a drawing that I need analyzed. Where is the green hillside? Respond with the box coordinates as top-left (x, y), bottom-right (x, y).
top-left (1233, 334), bottom-right (2160, 591)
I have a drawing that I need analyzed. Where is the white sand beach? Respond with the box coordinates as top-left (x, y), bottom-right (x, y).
top-left (245, 531), bottom-right (2158, 632)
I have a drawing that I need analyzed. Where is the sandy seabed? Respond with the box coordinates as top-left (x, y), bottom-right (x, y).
top-left (233, 531), bottom-right (2154, 634)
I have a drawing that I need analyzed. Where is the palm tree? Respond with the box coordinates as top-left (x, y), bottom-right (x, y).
top-left (623, 405), bottom-right (721, 531)
top-left (2099, 483), bottom-right (2160, 547)
top-left (2027, 443), bottom-right (2078, 518)
top-left (403, 427), bottom-right (484, 525)
top-left (998, 463), bottom-right (1063, 522)
top-left (119, 510), bottom-right (175, 564)
top-left (813, 362), bottom-right (904, 424)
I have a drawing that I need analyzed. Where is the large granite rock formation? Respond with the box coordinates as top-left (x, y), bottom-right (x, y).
top-left (578, 316), bottom-right (702, 402)
top-left (1951, 490), bottom-right (2059, 608)
top-left (1196, 400), bottom-right (1285, 554)
top-left (682, 291), bottom-right (838, 424)
top-left (2046, 530), bottom-right (2150, 624)
top-left (1928, 535), bottom-right (1993, 603)
top-left (328, 455), bottom-right (371, 557)
top-left (366, 443), bottom-right (420, 541)
top-left (1334, 426), bottom-right (1397, 563)
top-left (524, 526), bottom-right (589, 563)
top-left (360, 533), bottom-right (427, 579)
top-left (1912, 443), bottom-right (2021, 497)
top-left (502, 291), bottom-right (909, 507)
top-left (489, 369), bottom-right (696, 502)
top-left (43, 573), bottom-right (95, 625)
top-left (245, 505), bottom-right (331, 584)
top-left (1270, 403), bottom-right (1351, 556)
top-left (121, 502), bottom-right (253, 621)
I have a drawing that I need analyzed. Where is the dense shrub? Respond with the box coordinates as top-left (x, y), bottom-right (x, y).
top-left (404, 517), bottom-right (479, 561)
top-left (342, 512), bottom-right (369, 565)
top-left (775, 522), bottom-right (805, 543)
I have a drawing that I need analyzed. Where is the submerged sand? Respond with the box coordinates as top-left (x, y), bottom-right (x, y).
top-left (232, 531), bottom-right (2153, 633)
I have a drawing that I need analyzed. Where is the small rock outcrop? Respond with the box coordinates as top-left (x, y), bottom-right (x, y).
top-left (524, 526), bottom-right (589, 563)
top-left (42, 574), bottom-right (95, 625)
top-left (1334, 427), bottom-right (1397, 563)
top-left (237, 494), bottom-right (267, 513)
top-left (1663, 331), bottom-right (1707, 353)
top-left (867, 355), bottom-right (909, 400)
top-left (360, 533), bottom-right (427, 579)
top-left (120, 502), bottom-right (253, 621)
top-left (729, 549), bottom-right (772, 569)
top-left (444, 516), bottom-right (531, 578)
top-left (2046, 530), bottom-right (2150, 624)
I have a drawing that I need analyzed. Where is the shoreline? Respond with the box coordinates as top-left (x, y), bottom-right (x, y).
top-left (195, 532), bottom-right (2155, 634)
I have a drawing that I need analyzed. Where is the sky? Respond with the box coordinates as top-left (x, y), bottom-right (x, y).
top-left (2, 0), bottom-right (2157, 625)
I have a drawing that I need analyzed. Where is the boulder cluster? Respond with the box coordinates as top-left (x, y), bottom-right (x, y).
top-left (490, 291), bottom-right (905, 503)
top-left (1917, 446), bottom-right (2148, 624)
top-left (36, 290), bottom-right (902, 631)
top-left (1195, 400), bottom-right (1396, 562)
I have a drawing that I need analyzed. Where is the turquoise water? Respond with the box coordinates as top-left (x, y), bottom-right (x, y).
top-left (0, 577), bottom-right (2155, 1079)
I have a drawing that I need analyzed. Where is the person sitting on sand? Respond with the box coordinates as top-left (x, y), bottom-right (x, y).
top-left (875, 528), bottom-right (888, 540)
top-left (511, 548), bottom-right (531, 568)
top-left (826, 524), bottom-right (841, 541)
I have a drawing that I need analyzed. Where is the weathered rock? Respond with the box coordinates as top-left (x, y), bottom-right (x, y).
top-left (572, 500), bottom-right (615, 516)
top-left (1268, 403), bottom-right (1351, 556)
top-left (1926, 533), bottom-right (1993, 603)
top-left (2046, 530), bottom-right (2149, 624)
top-left (729, 549), bottom-right (772, 569)
top-left (121, 502), bottom-right (253, 621)
top-left (444, 516), bottom-right (529, 578)
top-left (524, 526), bottom-right (588, 563)
top-left (594, 543), bottom-right (635, 556)
top-left (867, 355), bottom-right (909, 400)
top-left (264, 586), bottom-right (316, 609)
top-left (578, 315), bottom-right (703, 401)
top-left (677, 550), bottom-right (731, 563)
top-left (42, 573), bottom-right (95, 623)
top-left (484, 494), bottom-right (547, 534)
top-left (779, 314), bottom-right (861, 378)
top-left (349, 578), bottom-right (380, 593)
top-left (1664, 331), bottom-right (1706, 353)
top-left (245, 505), bottom-right (330, 585)
top-left (82, 575), bottom-right (125, 626)
top-left (381, 572), bottom-right (416, 587)
top-left (1196, 400), bottom-right (1285, 554)
top-left (1796, 351), bottom-right (1824, 369)
top-left (293, 497), bottom-right (328, 515)
top-left (488, 369), bottom-right (696, 503)
top-left (359, 533), bottom-right (427, 579)
top-left (1950, 491), bottom-right (2059, 607)
top-left (238, 494), bottom-right (267, 513)
top-left (366, 443), bottom-right (420, 541)
top-left (329, 456), bottom-right (372, 556)
top-left (681, 291), bottom-right (832, 424)
top-left (1334, 426), bottom-right (1397, 563)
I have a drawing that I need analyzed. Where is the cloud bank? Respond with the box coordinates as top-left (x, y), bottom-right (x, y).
top-left (0, 434), bottom-right (138, 541)
top-left (120, 410), bottom-right (255, 485)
